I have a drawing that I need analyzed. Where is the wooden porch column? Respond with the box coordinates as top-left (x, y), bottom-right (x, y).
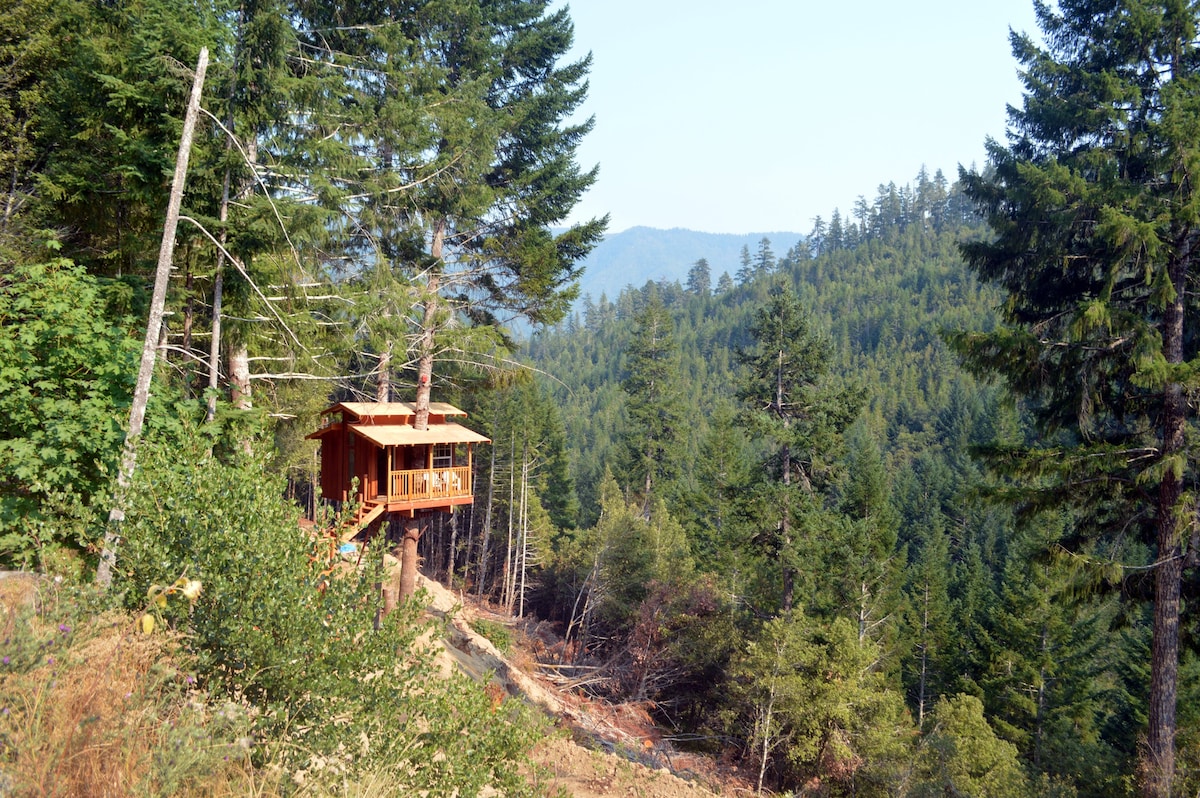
top-left (399, 515), bottom-right (422, 600)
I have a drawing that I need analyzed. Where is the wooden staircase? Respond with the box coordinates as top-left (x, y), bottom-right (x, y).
top-left (341, 501), bottom-right (386, 543)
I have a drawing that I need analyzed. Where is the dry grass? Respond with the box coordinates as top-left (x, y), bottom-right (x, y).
top-left (0, 576), bottom-right (277, 798)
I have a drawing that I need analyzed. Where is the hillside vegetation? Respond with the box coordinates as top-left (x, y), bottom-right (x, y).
top-left (3, 0), bottom-right (1200, 796)
top-left (512, 175), bottom-right (1194, 796)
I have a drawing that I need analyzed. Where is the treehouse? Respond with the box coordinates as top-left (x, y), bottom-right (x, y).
top-left (307, 402), bottom-right (490, 526)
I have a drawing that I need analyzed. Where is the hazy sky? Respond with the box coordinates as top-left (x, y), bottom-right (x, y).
top-left (559, 1), bottom-right (1042, 235)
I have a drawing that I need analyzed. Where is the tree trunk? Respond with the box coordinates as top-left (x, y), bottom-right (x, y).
top-left (917, 583), bottom-right (930, 728)
top-left (504, 432), bottom-right (517, 612)
top-left (399, 516), bottom-right (422, 600)
top-left (445, 509), bottom-right (458, 583)
top-left (205, 166), bottom-right (230, 424)
top-left (398, 220), bottom-right (444, 595)
top-left (230, 343), bottom-right (252, 410)
top-left (376, 342), bottom-right (391, 403)
top-left (779, 441), bottom-right (794, 613)
top-left (413, 219), bottom-right (444, 431)
top-left (97, 48), bottom-right (209, 588)
top-left (756, 687), bottom-right (776, 795)
top-left (182, 262), bottom-right (194, 393)
top-left (518, 445), bottom-right (530, 617)
top-left (476, 441), bottom-right (497, 598)
top-left (1143, 256), bottom-right (1187, 798)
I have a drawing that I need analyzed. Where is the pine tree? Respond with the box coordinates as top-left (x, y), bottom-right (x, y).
top-left (955, 3), bottom-right (1200, 792)
top-left (903, 515), bottom-right (955, 729)
top-left (619, 290), bottom-right (684, 514)
top-left (731, 613), bottom-right (912, 794)
top-left (735, 244), bottom-right (754, 286)
top-left (299, 0), bottom-right (605, 406)
top-left (754, 237), bottom-right (775, 274)
top-left (836, 424), bottom-right (902, 647)
top-left (22, 0), bottom-right (221, 275)
top-left (685, 257), bottom-right (711, 296)
top-left (912, 694), bottom-right (1030, 798)
top-left (981, 518), bottom-right (1128, 795)
top-left (679, 400), bottom-right (752, 573)
top-left (736, 286), bottom-right (860, 612)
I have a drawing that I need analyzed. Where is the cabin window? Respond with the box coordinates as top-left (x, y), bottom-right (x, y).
top-left (433, 443), bottom-right (453, 469)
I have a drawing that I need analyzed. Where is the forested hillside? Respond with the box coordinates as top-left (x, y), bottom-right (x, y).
top-left (3, 0), bottom-right (1200, 796)
top-left (495, 174), bottom-right (1197, 796)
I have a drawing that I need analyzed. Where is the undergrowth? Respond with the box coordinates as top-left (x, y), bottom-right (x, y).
top-left (0, 576), bottom-right (266, 797)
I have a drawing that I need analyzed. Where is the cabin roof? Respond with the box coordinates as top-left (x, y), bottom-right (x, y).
top-left (325, 401), bottom-right (469, 420)
top-left (351, 422), bottom-right (491, 447)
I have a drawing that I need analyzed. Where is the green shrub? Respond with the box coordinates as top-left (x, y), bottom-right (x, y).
top-left (469, 618), bottom-right (513, 653)
top-left (113, 424), bottom-right (539, 794)
top-left (0, 255), bottom-right (138, 569)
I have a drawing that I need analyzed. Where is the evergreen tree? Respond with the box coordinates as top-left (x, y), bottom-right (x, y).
top-left (0, 0), bottom-right (67, 252)
top-left (736, 286), bottom-right (860, 612)
top-left (619, 290), bottom-right (684, 513)
top-left (686, 257), bottom-right (711, 296)
top-left (982, 519), bottom-right (1127, 795)
top-left (679, 400), bottom-right (752, 572)
top-left (808, 215), bottom-right (827, 255)
top-left (754, 236), bottom-right (775, 274)
top-left (903, 515), bottom-right (955, 729)
top-left (912, 694), bottom-right (1031, 798)
top-left (836, 424), bottom-right (902, 648)
top-left (734, 243), bottom-right (754, 285)
top-left (300, 0), bottom-right (605, 407)
top-left (28, 0), bottom-right (222, 276)
top-left (827, 208), bottom-right (844, 251)
top-left (731, 613), bottom-right (912, 795)
top-left (955, 3), bottom-right (1200, 791)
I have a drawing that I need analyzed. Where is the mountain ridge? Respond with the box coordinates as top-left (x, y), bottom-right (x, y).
top-left (573, 225), bottom-right (806, 302)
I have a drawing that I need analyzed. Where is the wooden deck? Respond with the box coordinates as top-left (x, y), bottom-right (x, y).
top-left (387, 466), bottom-right (471, 502)
top-left (359, 466), bottom-right (474, 514)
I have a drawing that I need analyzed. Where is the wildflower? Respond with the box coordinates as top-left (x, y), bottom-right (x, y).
top-left (181, 579), bottom-right (203, 601)
top-left (58, 624), bottom-right (70, 634)
top-left (2, 657), bottom-right (8, 665)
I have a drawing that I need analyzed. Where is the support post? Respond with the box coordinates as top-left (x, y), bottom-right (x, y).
top-left (399, 515), bottom-right (423, 600)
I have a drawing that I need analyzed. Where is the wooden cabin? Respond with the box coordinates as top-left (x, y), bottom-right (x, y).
top-left (307, 401), bottom-right (490, 519)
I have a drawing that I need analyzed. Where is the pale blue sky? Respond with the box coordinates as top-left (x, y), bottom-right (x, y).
top-left (559, 1), bottom-right (1041, 235)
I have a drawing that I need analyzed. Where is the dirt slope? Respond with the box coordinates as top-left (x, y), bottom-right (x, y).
top-left (413, 574), bottom-right (744, 797)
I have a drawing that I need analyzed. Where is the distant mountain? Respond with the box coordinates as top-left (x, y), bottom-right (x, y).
top-left (572, 226), bottom-right (805, 303)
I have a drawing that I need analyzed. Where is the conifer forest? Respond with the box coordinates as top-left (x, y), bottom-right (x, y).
top-left (2, 0), bottom-right (1200, 796)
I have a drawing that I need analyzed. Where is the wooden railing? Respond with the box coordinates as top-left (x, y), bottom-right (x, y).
top-left (387, 466), bottom-right (472, 503)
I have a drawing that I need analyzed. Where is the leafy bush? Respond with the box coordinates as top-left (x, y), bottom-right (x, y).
top-left (112, 424), bottom-right (539, 794)
top-left (0, 254), bottom-right (137, 569)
